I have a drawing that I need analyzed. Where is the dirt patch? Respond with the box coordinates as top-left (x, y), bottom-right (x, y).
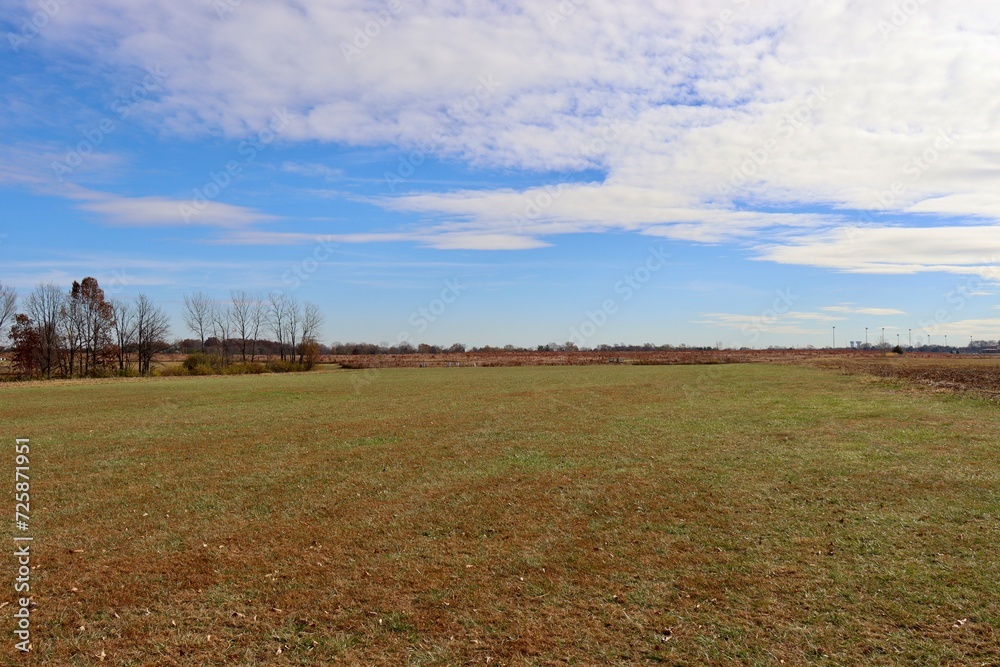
top-left (820, 357), bottom-right (1000, 399)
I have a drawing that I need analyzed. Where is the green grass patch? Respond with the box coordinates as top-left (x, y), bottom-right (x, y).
top-left (1, 364), bottom-right (997, 664)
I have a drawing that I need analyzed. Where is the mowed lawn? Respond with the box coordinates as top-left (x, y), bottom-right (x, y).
top-left (2, 365), bottom-right (999, 666)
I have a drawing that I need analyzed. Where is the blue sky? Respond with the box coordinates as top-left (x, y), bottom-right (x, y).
top-left (2, 0), bottom-right (999, 348)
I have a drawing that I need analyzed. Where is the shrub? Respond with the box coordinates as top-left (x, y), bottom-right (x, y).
top-left (182, 353), bottom-right (224, 372)
top-left (300, 341), bottom-right (321, 369)
top-left (265, 359), bottom-right (304, 373)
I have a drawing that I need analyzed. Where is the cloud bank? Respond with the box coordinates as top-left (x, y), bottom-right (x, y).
top-left (8, 0), bottom-right (1000, 268)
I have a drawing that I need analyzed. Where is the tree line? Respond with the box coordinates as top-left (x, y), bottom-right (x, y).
top-left (324, 342), bottom-right (715, 354)
top-left (181, 290), bottom-right (324, 366)
top-left (0, 278), bottom-right (169, 378)
top-left (0, 279), bottom-right (325, 379)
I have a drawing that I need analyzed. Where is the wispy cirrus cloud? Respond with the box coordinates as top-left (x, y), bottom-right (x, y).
top-left (0, 145), bottom-right (274, 228)
top-left (281, 161), bottom-right (344, 181)
top-left (74, 191), bottom-right (275, 228)
top-left (821, 304), bottom-right (907, 316)
top-left (755, 226), bottom-right (1000, 277)
top-left (694, 312), bottom-right (830, 336)
top-left (214, 229), bottom-right (549, 251)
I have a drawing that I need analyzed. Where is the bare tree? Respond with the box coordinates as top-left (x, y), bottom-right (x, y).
top-left (0, 281), bottom-right (16, 336)
top-left (210, 301), bottom-right (233, 362)
top-left (58, 290), bottom-right (83, 376)
top-left (134, 294), bottom-right (170, 375)
top-left (299, 301), bottom-right (324, 363)
top-left (249, 295), bottom-right (266, 362)
top-left (110, 299), bottom-right (137, 374)
top-left (285, 295), bottom-right (301, 363)
top-left (183, 292), bottom-right (212, 353)
top-left (230, 290), bottom-right (253, 361)
top-left (267, 291), bottom-right (288, 360)
top-left (24, 283), bottom-right (64, 378)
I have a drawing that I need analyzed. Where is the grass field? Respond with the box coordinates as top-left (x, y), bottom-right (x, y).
top-left (3, 364), bottom-right (999, 665)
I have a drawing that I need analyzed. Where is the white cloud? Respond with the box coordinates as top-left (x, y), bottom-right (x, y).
top-left (822, 305), bottom-right (907, 316)
top-left (694, 314), bottom-right (828, 337)
top-left (756, 226), bottom-right (1000, 276)
top-left (281, 162), bottom-right (344, 181)
top-left (0, 145), bottom-right (273, 228)
top-left (15, 0), bottom-right (1000, 261)
top-left (75, 193), bottom-right (275, 227)
top-left (785, 311), bottom-right (846, 322)
top-left (695, 310), bottom-right (842, 334)
top-left (928, 317), bottom-right (1000, 338)
top-left (216, 229), bottom-right (549, 251)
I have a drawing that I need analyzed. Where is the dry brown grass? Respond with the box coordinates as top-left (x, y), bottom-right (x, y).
top-left (2, 364), bottom-right (998, 665)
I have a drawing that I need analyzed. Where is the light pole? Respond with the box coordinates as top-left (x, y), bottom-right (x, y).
top-left (832, 326), bottom-right (836, 349)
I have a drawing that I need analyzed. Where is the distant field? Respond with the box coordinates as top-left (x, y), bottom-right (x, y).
top-left (3, 364), bottom-right (998, 665)
top-left (322, 348), bottom-right (967, 369)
